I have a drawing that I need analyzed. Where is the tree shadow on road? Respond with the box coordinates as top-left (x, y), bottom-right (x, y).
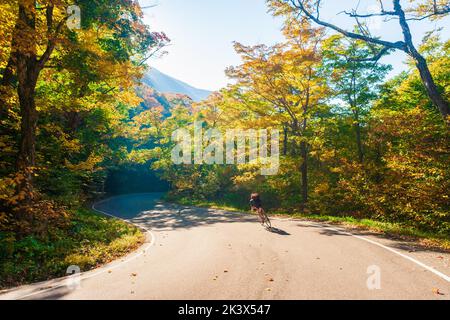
top-left (130, 202), bottom-right (257, 231)
top-left (20, 286), bottom-right (72, 300)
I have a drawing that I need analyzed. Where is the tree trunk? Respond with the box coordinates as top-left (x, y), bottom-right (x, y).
top-left (16, 62), bottom-right (39, 172)
top-left (353, 107), bottom-right (364, 163)
top-left (393, 0), bottom-right (450, 121)
top-left (0, 57), bottom-right (15, 88)
top-left (414, 54), bottom-right (449, 120)
top-left (299, 116), bottom-right (309, 210)
top-left (0, 26), bottom-right (19, 120)
top-left (355, 122), bottom-right (364, 163)
top-left (300, 140), bottom-right (308, 211)
top-left (292, 119), bottom-right (309, 212)
top-left (283, 126), bottom-right (288, 156)
top-left (0, 57), bottom-right (15, 130)
top-left (14, 1), bottom-right (40, 200)
top-left (16, 68), bottom-right (39, 201)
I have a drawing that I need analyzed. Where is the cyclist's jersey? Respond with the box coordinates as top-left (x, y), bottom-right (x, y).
top-left (250, 198), bottom-right (262, 209)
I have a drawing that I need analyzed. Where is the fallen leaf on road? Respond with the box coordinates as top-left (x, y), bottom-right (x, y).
top-left (265, 288), bottom-right (272, 292)
top-left (108, 270), bottom-right (112, 274)
top-left (432, 288), bottom-right (444, 296)
top-left (224, 270), bottom-right (229, 273)
top-left (269, 278), bottom-right (274, 282)
top-left (131, 273), bottom-right (138, 277)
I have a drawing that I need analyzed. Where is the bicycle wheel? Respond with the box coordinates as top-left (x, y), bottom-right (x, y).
top-left (262, 212), bottom-right (272, 230)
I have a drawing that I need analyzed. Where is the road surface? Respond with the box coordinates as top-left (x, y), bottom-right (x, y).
top-left (1, 193), bottom-right (449, 300)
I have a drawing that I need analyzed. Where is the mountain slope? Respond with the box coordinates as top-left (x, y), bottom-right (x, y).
top-left (143, 68), bottom-right (212, 102)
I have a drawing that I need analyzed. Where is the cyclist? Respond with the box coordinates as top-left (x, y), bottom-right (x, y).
top-left (250, 193), bottom-right (266, 225)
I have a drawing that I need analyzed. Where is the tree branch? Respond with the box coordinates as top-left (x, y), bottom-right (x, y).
top-left (46, 5), bottom-right (53, 33)
top-left (406, 5), bottom-right (450, 21)
top-left (290, 0), bottom-right (407, 51)
top-left (340, 10), bottom-right (397, 18)
top-left (393, 0), bottom-right (415, 54)
top-left (38, 17), bottom-right (68, 69)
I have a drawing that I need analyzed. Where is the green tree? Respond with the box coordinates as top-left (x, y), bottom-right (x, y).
top-left (322, 35), bottom-right (391, 163)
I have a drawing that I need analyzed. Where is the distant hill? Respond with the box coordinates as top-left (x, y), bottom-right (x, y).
top-left (143, 68), bottom-right (212, 102)
top-left (135, 84), bottom-right (193, 118)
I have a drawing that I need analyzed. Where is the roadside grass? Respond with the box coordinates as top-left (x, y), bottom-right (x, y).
top-left (172, 197), bottom-right (450, 251)
top-left (0, 208), bottom-right (144, 290)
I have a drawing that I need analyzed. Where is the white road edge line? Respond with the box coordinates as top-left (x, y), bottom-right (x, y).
top-left (2, 197), bottom-right (156, 300)
top-left (274, 217), bottom-right (450, 283)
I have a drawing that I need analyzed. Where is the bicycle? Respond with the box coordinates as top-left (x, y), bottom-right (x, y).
top-left (250, 193), bottom-right (271, 231)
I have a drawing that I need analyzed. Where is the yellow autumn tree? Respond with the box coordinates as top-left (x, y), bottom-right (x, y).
top-left (205, 19), bottom-right (329, 209)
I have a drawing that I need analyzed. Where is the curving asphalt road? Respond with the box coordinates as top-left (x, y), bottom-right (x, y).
top-left (1, 193), bottom-right (449, 300)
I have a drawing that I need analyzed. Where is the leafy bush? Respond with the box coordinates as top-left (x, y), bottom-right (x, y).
top-left (0, 209), bottom-right (144, 289)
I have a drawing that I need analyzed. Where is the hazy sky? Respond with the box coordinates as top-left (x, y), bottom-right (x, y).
top-left (141, 0), bottom-right (450, 91)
